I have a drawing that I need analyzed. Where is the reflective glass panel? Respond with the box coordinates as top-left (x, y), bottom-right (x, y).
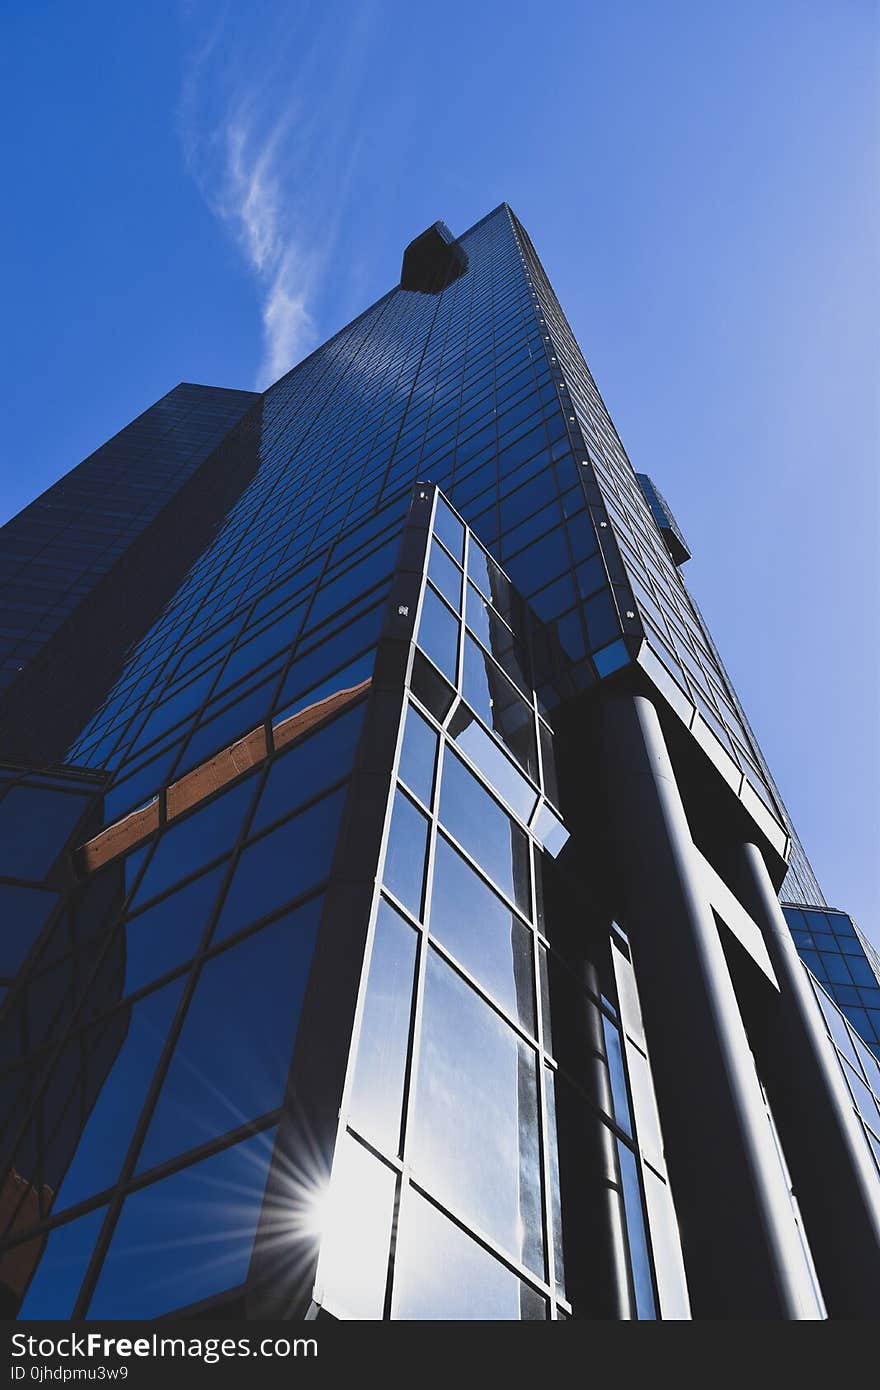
top-left (213, 788), bottom-right (344, 941)
top-left (383, 790), bottom-right (428, 920)
top-left (178, 678), bottom-right (275, 773)
top-left (133, 776), bottom-right (257, 906)
top-left (544, 1067), bottom-right (566, 1298)
top-left (251, 703), bottom-right (364, 835)
top-left (447, 705), bottom-right (537, 823)
top-left (411, 950), bottom-right (543, 1272)
top-left (122, 867), bottom-right (224, 994)
top-left (137, 903), bottom-right (319, 1169)
top-left (89, 1129), bottom-right (277, 1317)
top-left (438, 750), bottom-right (530, 913)
top-left (617, 1141), bottom-right (656, 1320)
top-left (0, 788), bottom-right (90, 880)
top-left (0, 885), bottom-right (57, 975)
top-left (427, 539), bottom-right (462, 612)
top-left (461, 637), bottom-right (537, 777)
top-left (433, 497), bottom-right (464, 562)
top-left (603, 1016), bottom-right (633, 1138)
top-left (348, 899), bottom-right (417, 1154)
top-left (397, 705), bottom-right (438, 809)
top-left (416, 584), bottom-right (459, 686)
top-left (430, 834), bottom-right (534, 1029)
top-left (17, 1206), bottom-right (106, 1319)
top-left (392, 1191), bottom-right (545, 1321)
top-left (54, 978), bottom-right (186, 1210)
top-left (316, 1133), bottom-right (396, 1320)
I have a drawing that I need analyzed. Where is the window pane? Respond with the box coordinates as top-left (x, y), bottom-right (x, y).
top-left (133, 776), bottom-right (257, 906)
top-left (416, 585), bottom-right (459, 686)
top-left (316, 1134), bottom-right (396, 1320)
top-left (178, 678), bottom-right (275, 774)
top-left (137, 903), bottom-right (320, 1170)
top-left (431, 835), bottom-right (534, 1030)
top-left (544, 1067), bottom-right (566, 1298)
top-left (397, 705), bottom-right (438, 809)
top-left (0, 885), bottom-right (57, 976)
top-left (104, 746), bottom-right (180, 822)
top-left (411, 950), bottom-right (543, 1273)
top-left (217, 605), bottom-right (305, 692)
top-left (89, 1129), bottom-right (277, 1318)
top-left (427, 539), bottom-right (462, 612)
top-left (54, 978), bottom-right (186, 1210)
top-left (617, 1141), bottom-right (656, 1320)
top-left (0, 788), bottom-right (89, 880)
top-left (438, 750), bottom-right (530, 914)
top-left (251, 703), bottom-right (365, 834)
top-left (409, 649), bottom-right (455, 723)
top-left (585, 590), bottom-right (621, 651)
top-left (433, 496), bottom-right (464, 562)
top-left (122, 867), bottom-right (224, 993)
top-left (276, 617), bottom-right (379, 714)
top-left (17, 1206), bottom-right (106, 1319)
top-left (306, 537), bottom-right (397, 629)
top-left (392, 1190), bottom-right (545, 1321)
top-left (348, 899), bottom-right (417, 1154)
top-left (214, 787), bottom-right (345, 941)
top-left (603, 1016), bottom-right (633, 1138)
top-left (447, 705), bottom-right (537, 823)
top-left (462, 637), bottom-right (537, 777)
top-left (383, 790), bottom-right (428, 919)
top-left (466, 539), bottom-right (509, 609)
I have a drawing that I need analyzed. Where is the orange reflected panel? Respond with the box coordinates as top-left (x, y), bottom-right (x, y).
top-left (273, 678), bottom-right (371, 750)
top-left (75, 676), bottom-right (373, 874)
top-left (166, 725), bottom-right (267, 821)
top-left (80, 798), bottom-right (160, 872)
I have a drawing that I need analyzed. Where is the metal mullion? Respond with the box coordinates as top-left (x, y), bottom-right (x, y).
top-left (530, 836), bottom-right (558, 1316)
top-left (118, 1110), bottom-right (280, 1199)
top-left (390, 620), bottom-right (448, 1309)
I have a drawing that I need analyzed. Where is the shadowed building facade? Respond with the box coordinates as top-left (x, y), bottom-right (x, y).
top-left (1, 206), bottom-right (878, 1321)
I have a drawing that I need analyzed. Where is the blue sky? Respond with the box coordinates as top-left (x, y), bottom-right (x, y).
top-left (1, 1), bottom-right (877, 935)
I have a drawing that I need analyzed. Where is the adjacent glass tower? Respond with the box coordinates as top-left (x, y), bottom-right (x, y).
top-left (1, 205), bottom-right (878, 1322)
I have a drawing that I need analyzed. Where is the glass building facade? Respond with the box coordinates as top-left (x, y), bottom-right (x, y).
top-left (0, 205), bottom-right (878, 1321)
top-left (784, 905), bottom-right (880, 1059)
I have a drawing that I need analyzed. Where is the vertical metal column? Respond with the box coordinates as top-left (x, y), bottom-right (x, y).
top-left (593, 690), bottom-right (819, 1319)
top-left (730, 840), bottom-right (880, 1317)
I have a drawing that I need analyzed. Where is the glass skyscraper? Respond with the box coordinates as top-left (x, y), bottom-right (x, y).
top-left (1, 205), bottom-right (878, 1322)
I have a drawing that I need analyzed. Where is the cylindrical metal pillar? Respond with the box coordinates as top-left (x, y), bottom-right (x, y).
top-left (730, 840), bottom-right (880, 1317)
top-left (593, 690), bottom-right (819, 1319)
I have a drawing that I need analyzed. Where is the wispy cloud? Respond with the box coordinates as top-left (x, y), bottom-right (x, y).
top-left (178, 1), bottom-right (376, 388)
top-left (211, 107), bottom-right (318, 386)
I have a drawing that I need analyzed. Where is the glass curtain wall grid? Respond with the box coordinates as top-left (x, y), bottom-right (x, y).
top-left (0, 384), bottom-right (262, 766)
top-left (785, 905), bottom-right (880, 1059)
top-left (808, 971), bottom-right (880, 1171)
top-left (505, 211), bottom-right (824, 907)
top-left (0, 203), bottom-right (877, 1321)
top-left (310, 487), bottom-right (686, 1322)
top-left (0, 485), bottom-right (685, 1321)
